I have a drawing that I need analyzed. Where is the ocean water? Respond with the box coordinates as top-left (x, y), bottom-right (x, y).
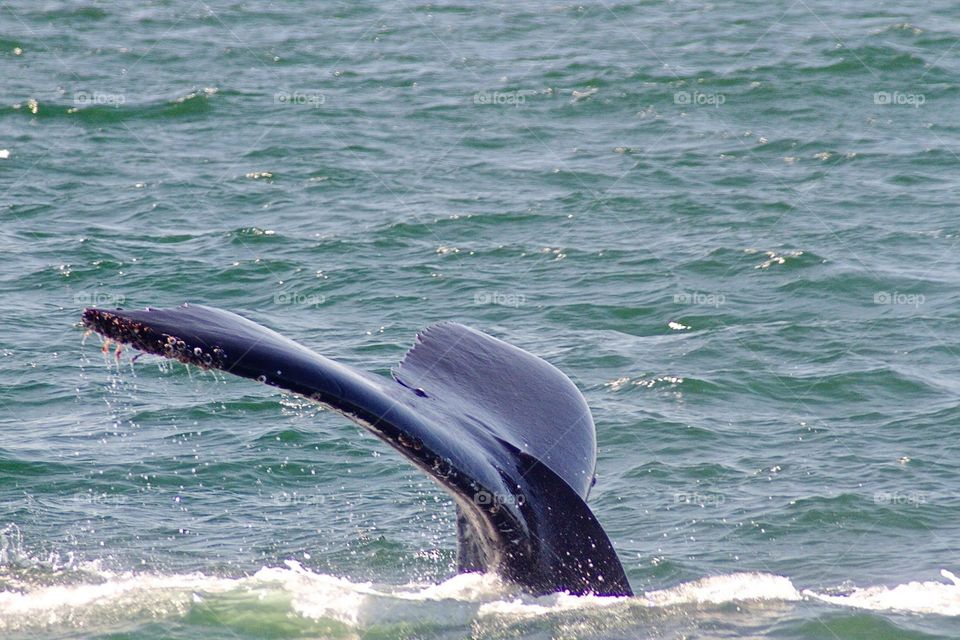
top-left (2, 0), bottom-right (960, 637)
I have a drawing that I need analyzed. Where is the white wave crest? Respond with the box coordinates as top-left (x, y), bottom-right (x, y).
top-left (804, 569), bottom-right (960, 616)
top-left (2, 562), bottom-right (959, 634)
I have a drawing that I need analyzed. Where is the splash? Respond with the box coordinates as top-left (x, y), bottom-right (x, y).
top-left (804, 569), bottom-right (960, 616)
top-left (3, 559), bottom-right (960, 635)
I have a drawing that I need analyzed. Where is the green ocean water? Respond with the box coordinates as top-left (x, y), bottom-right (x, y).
top-left (3, 0), bottom-right (960, 637)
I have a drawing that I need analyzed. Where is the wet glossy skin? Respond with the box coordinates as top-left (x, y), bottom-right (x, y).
top-left (82, 304), bottom-right (633, 596)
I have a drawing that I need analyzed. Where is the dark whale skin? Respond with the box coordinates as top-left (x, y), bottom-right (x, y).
top-left (82, 304), bottom-right (632, 597)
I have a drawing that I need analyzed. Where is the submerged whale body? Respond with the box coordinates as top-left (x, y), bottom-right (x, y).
top-left (82, 304), bottom-right (633, 597)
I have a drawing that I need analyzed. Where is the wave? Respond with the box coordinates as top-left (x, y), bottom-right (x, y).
top-left (7, 88), bottom-right (222, 123)
top-left (805, 570), bottom-right (960, 617)
top-left (2, 560), bottom-right (959, 636)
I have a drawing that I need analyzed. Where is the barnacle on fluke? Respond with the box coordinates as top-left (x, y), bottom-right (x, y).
top-left (82, 307), bottom-right (226, 369)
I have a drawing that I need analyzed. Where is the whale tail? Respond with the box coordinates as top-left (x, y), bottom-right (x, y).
top-left (82, 304), bottom-right (632, 596)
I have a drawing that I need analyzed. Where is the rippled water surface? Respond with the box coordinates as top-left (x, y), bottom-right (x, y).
top-left (3, 1), bottom-right (960, 637)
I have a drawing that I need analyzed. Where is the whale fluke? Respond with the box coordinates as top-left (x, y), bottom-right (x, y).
top-left (81, 304), bottom-right (632, 596)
